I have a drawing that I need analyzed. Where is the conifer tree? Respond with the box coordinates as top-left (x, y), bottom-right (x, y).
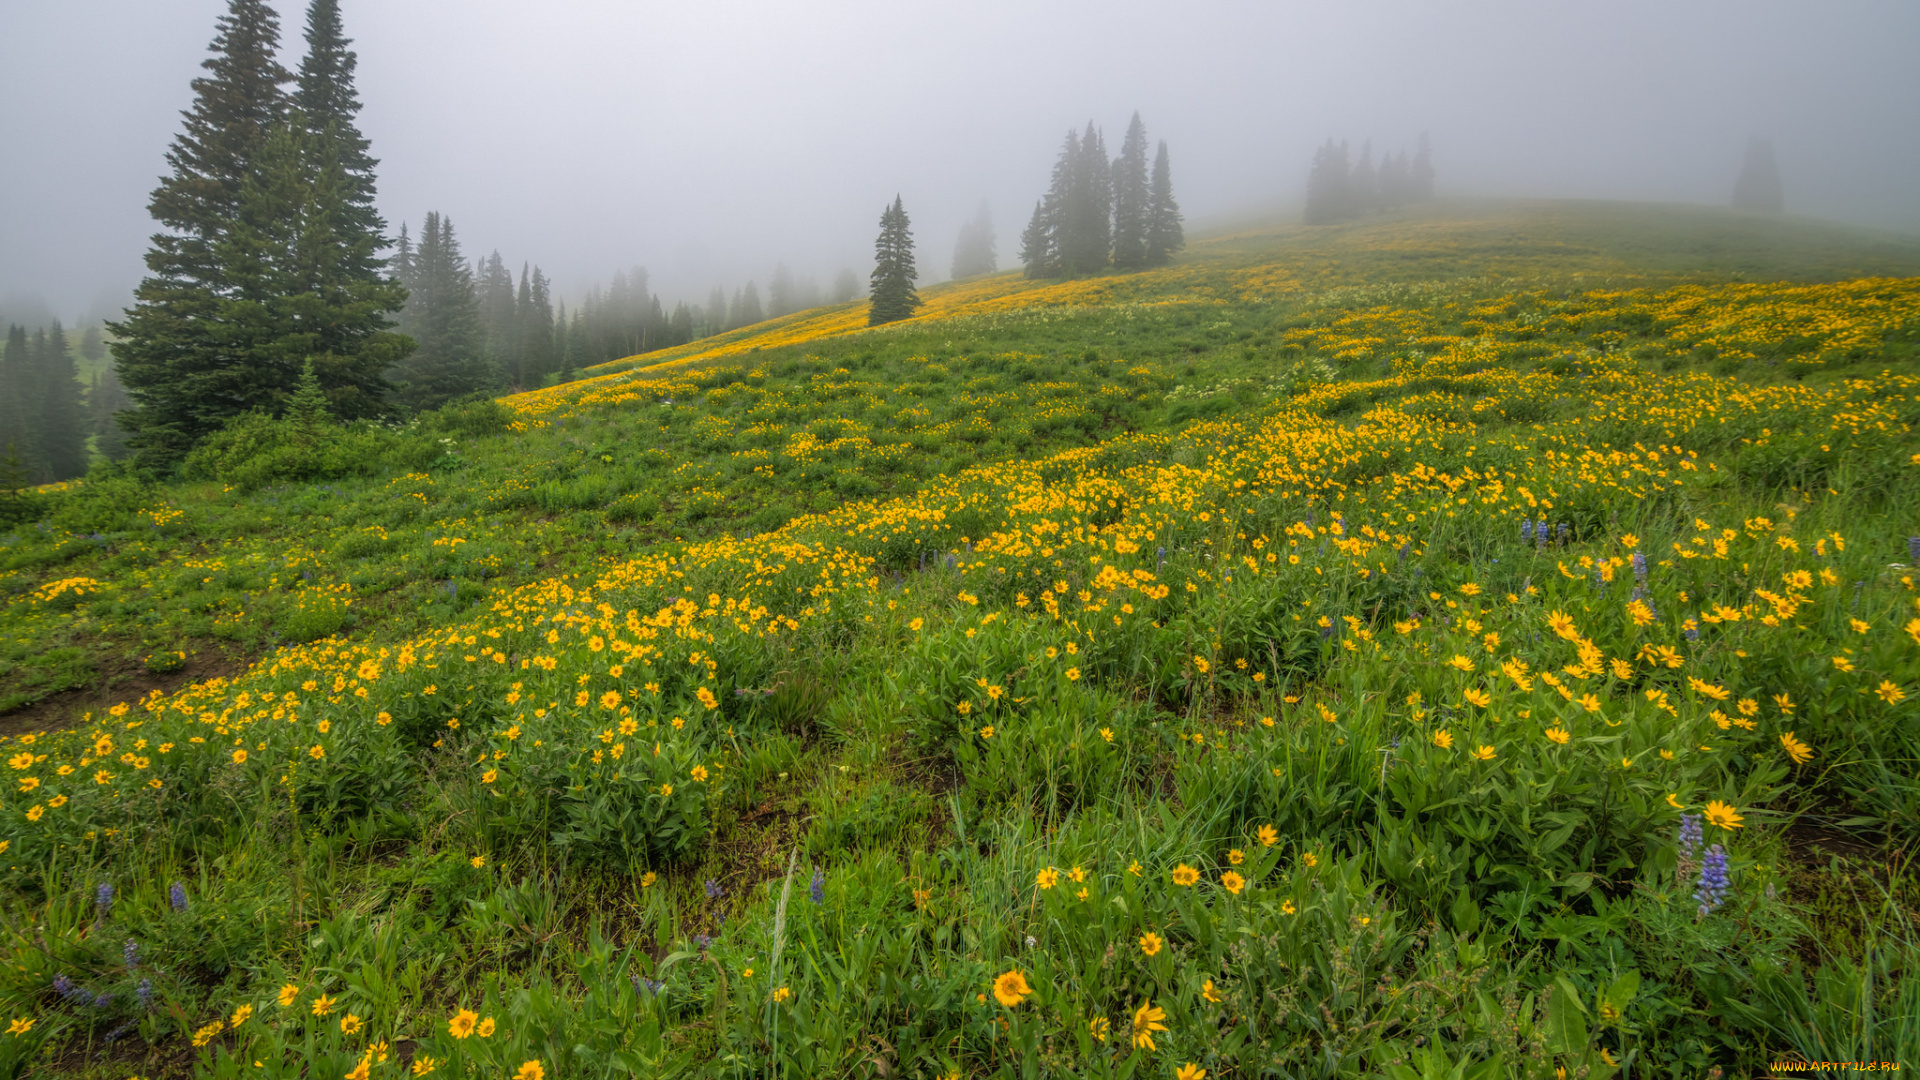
top-left (1111, 113), bottom-right (1152, 270)
top-left (23, 325), bottom-right (88, 483)
top-left (517, 265), bottom-right (555, 384)
top-left (477, 251), bottom-right (518, 370)
top-left (1062, 122), bottom-right (1113, 274)
top-left (388, 212), bottom-right (492, 411)
top-left (294, 0), bottom-right (380, 245)
top-left (732, 282), bottom-right (763, 329)
top-left (951, 201), bottom-right (998, 279)
top-left (1019, 199), bottom-right (1056, 279)
top-left (112, 0), bottom-right (291, 466)
top-left (867, 196), bottom-right (921, 327)
top-left (1145, 139), bottom-right (1184, 267)
top-left (1732, 137), bottom-right (1784, 212)
top-left (79, 325), bottom-right (106, 364)
top-left (1021, 129), bottom-right (1079, 278)
top-left (284, 356), bottom-right (332, 447)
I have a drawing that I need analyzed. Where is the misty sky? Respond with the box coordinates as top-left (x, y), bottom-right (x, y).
top-left (4, 0), bottom-right (1918, 322)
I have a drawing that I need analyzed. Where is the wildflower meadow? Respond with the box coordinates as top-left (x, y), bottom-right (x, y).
top-left (2, 202), bottom-right (1919, 1077)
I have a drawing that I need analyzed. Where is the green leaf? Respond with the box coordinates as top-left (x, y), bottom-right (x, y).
top-left (1450, 888), bottom-right (1482, 937)
top-left (1545, 975), bottom-right (1591, 1053)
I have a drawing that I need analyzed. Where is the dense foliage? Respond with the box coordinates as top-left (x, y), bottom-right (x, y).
top-left (2, 204), bottom-right (1920, 1077)
top-left (110, 0), bottom-right (409, 468)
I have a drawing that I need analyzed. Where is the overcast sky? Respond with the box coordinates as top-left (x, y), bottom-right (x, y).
top-left (3, 0), bottom-right (1918, 322)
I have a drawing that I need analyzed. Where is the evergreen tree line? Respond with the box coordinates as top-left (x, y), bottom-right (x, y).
top-left (1303, 134), bottom-right (1435, 225)
top-left (1020, 112), bottom-right (1183, 278)
top-left (387, 214), bottom-right (868, 407)
top-left (0, 325), bottom-right (87, 484)
top-left (0, 321), bottom-right (131, 485)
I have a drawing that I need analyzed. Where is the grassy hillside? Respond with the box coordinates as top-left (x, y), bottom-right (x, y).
top-left (3, 200), bottom-right (1919, 1077)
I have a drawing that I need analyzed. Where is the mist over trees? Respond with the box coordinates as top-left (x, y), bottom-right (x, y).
top-left (951, 202), bottom-right (997, 279)
top-left (1732, 137), bottom-right (1784, 213)
top-left (1021, 112), bottom-right (1181, 278)
top-left (0, 324), bottom-right (88, 483)
top-left (1303, 133), bottom-right (1434, 224)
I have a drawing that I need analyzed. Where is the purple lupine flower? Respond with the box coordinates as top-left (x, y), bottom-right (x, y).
top-left (1397, 543), bottom-right (1409, 564)
top-left (692, 933), bottom-right (712, 952)
top-left (92, 993), bottom-right (111, 1008)
top-left (169, 882), bottom-right (188, 913)
top-left (1684, 620), bottom-right (1701, 641)
top-left (1631, 551), bottom-right (1648, 581)
top-left (704, 878), bottom-right (724, 900)
top-left (632, 974), bottom-right (663, 997)
top-left (1695, 844), bottom-right (1730, 917)
top-left (136, 979), bottom-right (153, 1009)
top-left (1520, 519), bottom-right (1533, 541)
top-left (1157, 547), bottom-right (1166, 572)
top-left (809, 866), bottom-right (825, 905)
top-left (52, 974), bottom-right (79, 1001)
top-left (95, 882), bottom-right (114, 920)
top-left (1557, 522), bottom-right (1570, 541)
top-left (124, 938), bottom-right (139, 970)
top-left (1909, 536), bottom-right (1920, 564)
top-left (1677, 813), bottom-right (1703, 879)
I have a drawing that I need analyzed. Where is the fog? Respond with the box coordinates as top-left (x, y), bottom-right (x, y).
top-left (3, 0), bottom-right (1918, 323)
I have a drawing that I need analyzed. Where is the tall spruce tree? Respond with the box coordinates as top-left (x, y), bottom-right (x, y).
top-left (868, 196), bottom-right (921, 327)
top-left (1145, 140), bottom-right (1184, 267)
top-left (476, 251), bottom-right (518, 371)
top-left (1062, 122), bottom-right (1113, 274)
top-left (951, 201), bottom-right (998, 279)
top-left (1019, 198), bottom-right (1056, 279)
top-left (111, 0), bottom-right (291, 466)
top-left (113, 0), bottom-right (406, 466)
top-left (1111, 113), bottom-right (1152, 270)
top-left (1021, 130), bottom-right (1077, 278)
top-left (294, 0), bottom-right (380, 245)
top-left (516, 265), bottom-right (555, 385)
top-left (388, 212), bottom-right (492, 411)
top-left (1732, 137), bottom-right (1784, 212)
top-left (19, 325), bottom-right (88, 483)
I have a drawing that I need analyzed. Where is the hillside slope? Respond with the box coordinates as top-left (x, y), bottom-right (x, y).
top-left (2, 200), bottom-right (1919, 1077)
